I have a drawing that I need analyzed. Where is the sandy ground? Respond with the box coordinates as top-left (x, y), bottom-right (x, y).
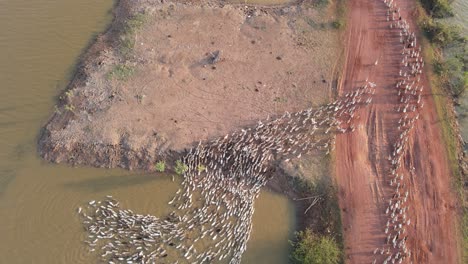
top-left (39, 0), bottom-right (342, 170)
top-left (334, 0), bottom-right (460, 263)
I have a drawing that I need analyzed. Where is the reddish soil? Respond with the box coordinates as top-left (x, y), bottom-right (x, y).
top-left (334, 0), bottom-right (460, 263)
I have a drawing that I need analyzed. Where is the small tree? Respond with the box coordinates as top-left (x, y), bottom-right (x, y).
top-left (174, 160), bottom-right (188, 175)
top-left (154, 161), bottom-right (166, 172)
top-left (291, 229), bottom-right (341, 264)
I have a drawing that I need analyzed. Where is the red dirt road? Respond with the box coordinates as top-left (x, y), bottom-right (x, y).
top-left (334, 0), bottom-right (460, 263)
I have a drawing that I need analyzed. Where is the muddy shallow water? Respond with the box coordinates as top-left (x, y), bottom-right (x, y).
top-left (0, 0), bottom-right (295, 263)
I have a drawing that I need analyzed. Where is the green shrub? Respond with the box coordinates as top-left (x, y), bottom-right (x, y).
top-left (174, 160), bottom-right (188, 175)
top-left (291, 229), bottom-right (341, 264)
top-left (155, 161), bottom-right (166, 172)
top-left (419, 0), bottom-right (453, 18)
top-left (421, 19), bottom-right (461, 47)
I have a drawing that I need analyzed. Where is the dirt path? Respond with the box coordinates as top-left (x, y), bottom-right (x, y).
top-left (334, 0), bottom-right (460, 263)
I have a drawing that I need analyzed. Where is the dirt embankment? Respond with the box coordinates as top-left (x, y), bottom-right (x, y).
top-left (39, 0), bottom-right (342, 171)
top-left (334, 0), bottom-right (460, 263)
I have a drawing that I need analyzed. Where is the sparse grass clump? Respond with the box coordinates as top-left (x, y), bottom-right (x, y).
top-left (64, 104), bottom-right (75, 113)
top-left (332, 20), bottom-right (345, 30)
top-left (273, 97), bottom-right (288, 103)
top-left (314, 0), bottom-right (330, 8)
top-left (290, 229), bottom-right (341, 264)
top-left (334, 0), bottom-right (347, 30)
top-left (125, 13), bottom-right (147, 34)
top-left (118, 12), bottom-right (148, 58)
top-left (155, 161), bottom-right (166, 172)
top-left (107, 64), bottom-right (135, 81)
top-left (197, 164), bottom-right (206, 173)
top-left (65, 90), bottom-right (73, 99)
top-left (174, 160), bottom-right (188, 175)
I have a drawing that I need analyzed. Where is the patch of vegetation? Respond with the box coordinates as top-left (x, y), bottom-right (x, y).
top-left (197, 164), bottom-right (206, 173)
top-left (174, 160), bottom-right (188, 175)
top-left (289, 171), bottom-right (344, 263)
top-left (125, 13), bottom-right (147, 34)
top-left (420, 18), bottom-right (463, 47)
top-left (64, 104), bottom-right (75, 113)
top-left (433, 56), bottom-right (467, 97)
top-left (421, 36), bottom-right (467, 263)
top-left (418, 4), bottom-right (467, 99)
top-left (65, 90), bottom-right (73, 99)
top-left (107, 64), bottom-right (135, 81)
top-left (332, 20), bottom-right (345, 30)
top-left (419, 0), bottom-right (453, 18)
top-left (416, 1), bottom-right (467, 260)
top-left (290, 229), bottom-right (341, 264)
top-left (306, 18), bottom-right (319, 29)
top-left (314, 0), bottom-right (330, 8)
top-left (334, 0), bottom-right (347, 30)
top-left (154, 161), bottom-right (166, 172)
top-left (274, 97), bottom-right (288, 103)
top-left (118, 12), bottom-right (148, 58)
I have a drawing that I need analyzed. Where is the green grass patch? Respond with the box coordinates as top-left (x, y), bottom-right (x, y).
top-left (174, 160), bottom-right (188, 175)
top-left (118, 12), bottom-right (148, 58)
top-left (107, 64), bottom-right (135, 81)
top-left (154, 161), bottom-right (166, 172)
top-left (124, 13), bottom-right (148, 34)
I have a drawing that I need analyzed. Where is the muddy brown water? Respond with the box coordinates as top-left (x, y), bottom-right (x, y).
top-left (0, 0), bottom-right (295, 263)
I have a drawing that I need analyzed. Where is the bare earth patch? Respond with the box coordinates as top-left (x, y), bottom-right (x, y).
top-left (39, 0), bottom-right (342, 170)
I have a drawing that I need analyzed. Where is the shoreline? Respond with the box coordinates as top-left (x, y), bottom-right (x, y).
top-left (38, 0), bottom-right (345, 250)
top-left (38, 0), bottom-right (340, 170)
